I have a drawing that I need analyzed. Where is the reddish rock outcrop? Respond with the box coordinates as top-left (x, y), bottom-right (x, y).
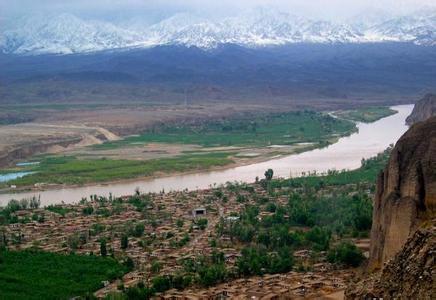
top-left (406, 93), bottom-right (436, 125)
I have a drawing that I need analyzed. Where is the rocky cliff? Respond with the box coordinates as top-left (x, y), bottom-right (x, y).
top-left (346, 116), bottom-right (436, 299)
top-left (346, 223), bottom-right (435, 299)
top-left (406, 93), bottom-right (436, 125)
top-left (370, 116), bottom-right (436, 269)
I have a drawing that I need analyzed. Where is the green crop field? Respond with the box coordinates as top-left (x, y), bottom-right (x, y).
top-left (94, 111), bottom-right (356, 150)
top-left (0, 249), bottom-right (127, 300)
top-left (6, 152), bottom-right (234, 186)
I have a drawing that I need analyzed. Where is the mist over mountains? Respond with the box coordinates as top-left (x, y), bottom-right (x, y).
top-left (1, 7), bottom-right (435, 55)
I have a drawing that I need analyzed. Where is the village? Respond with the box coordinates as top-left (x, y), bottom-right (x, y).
top-left (0, 177), bottom-right (371, 299)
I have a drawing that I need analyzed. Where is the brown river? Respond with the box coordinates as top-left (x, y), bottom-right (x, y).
top-left (0, 104), bottom-right (413, 206)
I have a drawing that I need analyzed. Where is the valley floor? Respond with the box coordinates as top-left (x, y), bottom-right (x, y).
top-left (0, 150), bottom-right (387, 299)
top-left (0, 106), bottom-right (394, 192)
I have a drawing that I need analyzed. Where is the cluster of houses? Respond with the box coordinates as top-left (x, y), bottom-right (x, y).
top-left (1, 182), bottom-right (359, 299)
top-left (157, 271), bottom-right (353, 299)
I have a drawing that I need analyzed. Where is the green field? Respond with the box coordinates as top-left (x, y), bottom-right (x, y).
top-left (6, 152), bottom-right (234, 186)
top-left (0, 250), bottom-right (127, 300)
top-left (94, 111), bottom-right (356, 150)
top-left (335, 107), bottom-right (397, 123)
top-left (0, 110), bottom-right (358, 187)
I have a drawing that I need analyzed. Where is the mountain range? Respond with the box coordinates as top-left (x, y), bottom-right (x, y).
top-left (1, 7), bottom-right (435, 55)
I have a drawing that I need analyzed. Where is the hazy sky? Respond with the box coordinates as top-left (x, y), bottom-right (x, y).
top-left (1, 0), bottom-right (435, 21)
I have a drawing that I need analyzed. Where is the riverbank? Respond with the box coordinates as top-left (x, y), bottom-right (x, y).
top-left (0, 110), bottom-right (355, 192)
top-left (333, 106), bottom-right (397, 123)
top-left (0, 141), bottom-right (322, 195)
top-left (0, 104), bottom-right (412, 206)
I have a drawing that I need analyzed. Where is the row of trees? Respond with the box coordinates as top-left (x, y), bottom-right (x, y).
top-left (0, 197), bottom-right (41, 225)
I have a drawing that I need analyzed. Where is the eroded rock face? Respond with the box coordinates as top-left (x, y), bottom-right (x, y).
top-left (406, 93), bottom-right (436, 125)
top-left (369, 116), bottom-right (436, 269)
top-left (346, 224), bottom-right (435, 299)
top-left (346, 117), bottom-right (436, 299)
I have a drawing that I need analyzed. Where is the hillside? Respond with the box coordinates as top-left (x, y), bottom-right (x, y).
top-left (1, 44), bottom-right (435, 105)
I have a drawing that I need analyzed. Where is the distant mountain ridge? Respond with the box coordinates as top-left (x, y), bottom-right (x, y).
top-left (1, 7), bottom-right (435, 55)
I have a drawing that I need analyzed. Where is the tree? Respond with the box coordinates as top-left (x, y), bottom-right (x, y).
top-left (100, 239), bottom-right (107, 257)
top-left (151, 260), bottom-right (162, 273)
top-left (196, 218), bottom-right (208, 230)
top-left (121, 235), bottom-right (129, 250)
top-left (268, 247), bottom-right (294, 274)
top-left (176, 219), bottom-right (184, 228)
top-left (6, 200), bottom-right (21, 213)
top-left (327, 242), bottom-right (365, 267)
top-left (19, 199), bottom-right (29, 210)
top-left (124, 256), bottom-right (134, 270)
top-left (0, 228), bottom-right (7, 250)
top-left (266, 202), bottom-right (277, 213)
top-left (305, 226), bottom-right (330, 251)
top-left (237, 246), bottom-right (267, 276)
top-left (264, 169), bottom-right (274, 181)
top-left (67, 234), bottom-right (80, 251)
top-left (82, 206), bottom-right (94, 216)
top-left (197, 264), bottom-right (227, 287)
top-left (125, 286), bottom-right (154, 300)
top-left (133, 223), bottom-right (145, 237)
top-left (152, 276), bottom-right (171, 293)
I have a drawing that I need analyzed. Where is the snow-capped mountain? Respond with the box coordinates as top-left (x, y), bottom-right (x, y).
top-left (1, 7), bottom-right (435, 55)
top-left (349, 9), bottom-right (394, 30)
top-left (364, 10), bottom-right (436, 45)
top-left (0, 13), bottom-right (145, 55)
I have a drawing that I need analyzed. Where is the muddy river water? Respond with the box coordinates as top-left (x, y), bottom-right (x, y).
top-left (0, 104), bottom-right (413, 206)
